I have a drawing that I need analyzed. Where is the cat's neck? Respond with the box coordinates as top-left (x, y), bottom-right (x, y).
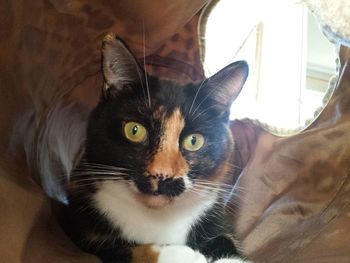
top-left (93, 181), bottom-right (218, 245)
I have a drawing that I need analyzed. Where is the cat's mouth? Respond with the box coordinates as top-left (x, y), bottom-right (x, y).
top-left (134, 192), bottom-right (173, 209)
top-left (131, 176), bottom-right (186, 209)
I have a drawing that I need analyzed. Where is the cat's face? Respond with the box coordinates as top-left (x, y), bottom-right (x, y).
top-left (69, 34), bottom-right (248, 210)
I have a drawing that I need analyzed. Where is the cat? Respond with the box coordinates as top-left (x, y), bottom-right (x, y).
top-left (64, 33), bottom-right (249, 263)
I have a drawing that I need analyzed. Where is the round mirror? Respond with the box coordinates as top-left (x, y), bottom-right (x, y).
top-left (202, 0), bottom-right (338, 135)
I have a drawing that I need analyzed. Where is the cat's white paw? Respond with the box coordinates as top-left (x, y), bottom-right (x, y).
top-left (214, 258), bottom-right (249, 263)
top-left (133, 244), bottom-right (248, 263)
top-left (153, 245), bottom-right (207, 263)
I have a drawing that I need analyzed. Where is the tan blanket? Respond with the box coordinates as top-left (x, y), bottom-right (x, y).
top-left (1, 1), bottom-right (350, 262)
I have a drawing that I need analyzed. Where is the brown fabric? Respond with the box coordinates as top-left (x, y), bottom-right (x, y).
top-left (144, 13), bottom-right (205, 83)
top-left (0, 1), bottom-right (207, 262)
top-left (230, 46), bottom-right (350, 262)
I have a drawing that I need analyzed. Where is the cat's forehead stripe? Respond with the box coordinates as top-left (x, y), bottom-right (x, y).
top-left (164, 108), bottom-right (185, 144)
top-left (146, 108), bottom-right (188, 177)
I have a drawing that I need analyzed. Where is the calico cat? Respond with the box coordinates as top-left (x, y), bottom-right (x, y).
top-left (64, 33), bottom-right (249, 263)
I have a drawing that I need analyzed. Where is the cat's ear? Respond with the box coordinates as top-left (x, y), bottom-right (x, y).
top-left (102, 33), bottom-right (144, 95)
top-left (205, 61), bottom-right (248, 111)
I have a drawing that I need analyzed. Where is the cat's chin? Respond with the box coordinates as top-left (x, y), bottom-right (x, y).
top-left (134, 192), bottom-right (173, 209)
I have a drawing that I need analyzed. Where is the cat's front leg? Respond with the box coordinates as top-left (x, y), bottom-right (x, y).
top-left (213, 258), bottom-right (249, 263)
top-left (187, 233), bottom-right (249, 263)
top-left (132, 244), bottom-right (207, 263)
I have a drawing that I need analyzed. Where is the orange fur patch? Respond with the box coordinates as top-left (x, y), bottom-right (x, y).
top-left (132, 244), bottom-right (159, 263)
top-left (147, 108), bottom-right (189, 178)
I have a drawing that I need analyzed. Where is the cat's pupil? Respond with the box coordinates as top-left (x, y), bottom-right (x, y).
top-left (132, 125), bottom-right (138, 135)
top-left (191, 135), bottom-right (197, 146)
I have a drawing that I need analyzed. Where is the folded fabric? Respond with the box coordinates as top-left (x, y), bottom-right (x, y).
top-left (303, 0), bottom-right (350, 47)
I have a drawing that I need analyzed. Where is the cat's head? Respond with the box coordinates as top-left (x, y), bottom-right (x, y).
top-left (70, 33), bottom-right (248, 210)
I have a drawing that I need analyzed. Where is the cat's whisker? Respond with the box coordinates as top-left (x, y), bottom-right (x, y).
top-left (193, 186), bottom-right (234, 196)
top-left (196, 183), bottom-right (259, 199)
top-left (76, 166), bottom-right (130, 172)
top-left (193, 179), bottom-right (235, 188)
top-left (213, 201), bottom-right (238, 216)
top-left (136, 67), bottom-right (149, 108)
top-left (192, 182), bottom-right (232, 190)
top-left (231, 186), bottom-right (266, 196)
top-left (186, 188), bottom-right (210, 198)
top-left (191, 104), bottom-right (218, 122)
top-left (190, 91), bottom-right (213, 117)
top-left (193, 186), bottom-right (246, 209)
top-left (196, 186), bottom-right (234, 194)
top-left (66, 181), bottom-right (127, 189)
top-left (193, 179), bottom-right (232, 186)
top-left (187, 188), bottom-right (238, 217)
top-left (73, 168), bottom-right (129, 172)
top-left (70, 177), bottom-right (128, 182)
top-left (71, 164), bottom-right (131, 176)
top-left (67, 180), bottom-right (129, 189)
top-left (132, 62), bottom-right (148, 109)
top-left (188, 78), bottom-right (207, 115)
top-left (188, 183), bottom-right (216, 192)
top-left (223, 162), bottom-right (244, 170)
top-left (69, 183), bottom-right (117, 189)
top-left (142, 18), bottom-right (151, 109)
top-left (70, 171), bottom-right (129, 177)
top-left (191, 182), bottom-right (249, 201)
top-left (227, 184), bottom-right (262, 193)
top-left (191, 70), bottom-right (235, 116)
top-left (73, 170), bottom-right (129, 176)
top-left (192, 188), bottom-right (231, 196)
top-left (60, 171), bottom-right (129, 183)
top-left (69, 175), bottom-right (128, 181)
top-left (193, 179), bottom-right (246, 191)
top-left (190, 184), bottom-right (233, 196)
top-left (78, 162), bottom-right (131, 171)
top-left (67, 169), bottom-right (130, 184)
top-left (68, 174), bottom-right (128, 181)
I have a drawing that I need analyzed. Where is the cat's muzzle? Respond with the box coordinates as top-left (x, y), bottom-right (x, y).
top-left (133, 175), bottom-right (186, 208)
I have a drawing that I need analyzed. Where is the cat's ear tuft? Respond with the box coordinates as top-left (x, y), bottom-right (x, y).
top-left (206, 61), bottom-right (249, 110)
top-left (102, 33), bottom-right (143, 94)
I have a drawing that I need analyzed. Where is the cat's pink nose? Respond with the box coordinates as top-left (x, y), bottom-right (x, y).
top-left (146, 151), bottom-right (189, 179)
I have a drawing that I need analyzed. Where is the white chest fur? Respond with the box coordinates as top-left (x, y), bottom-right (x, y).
top-left (94, 182), bottom-right (216, 245)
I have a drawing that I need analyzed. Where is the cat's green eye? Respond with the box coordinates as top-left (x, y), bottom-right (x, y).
top-left (183, 133), bottom-right (205, 152)
top-left (124, 122), bottom-right (147, 143)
